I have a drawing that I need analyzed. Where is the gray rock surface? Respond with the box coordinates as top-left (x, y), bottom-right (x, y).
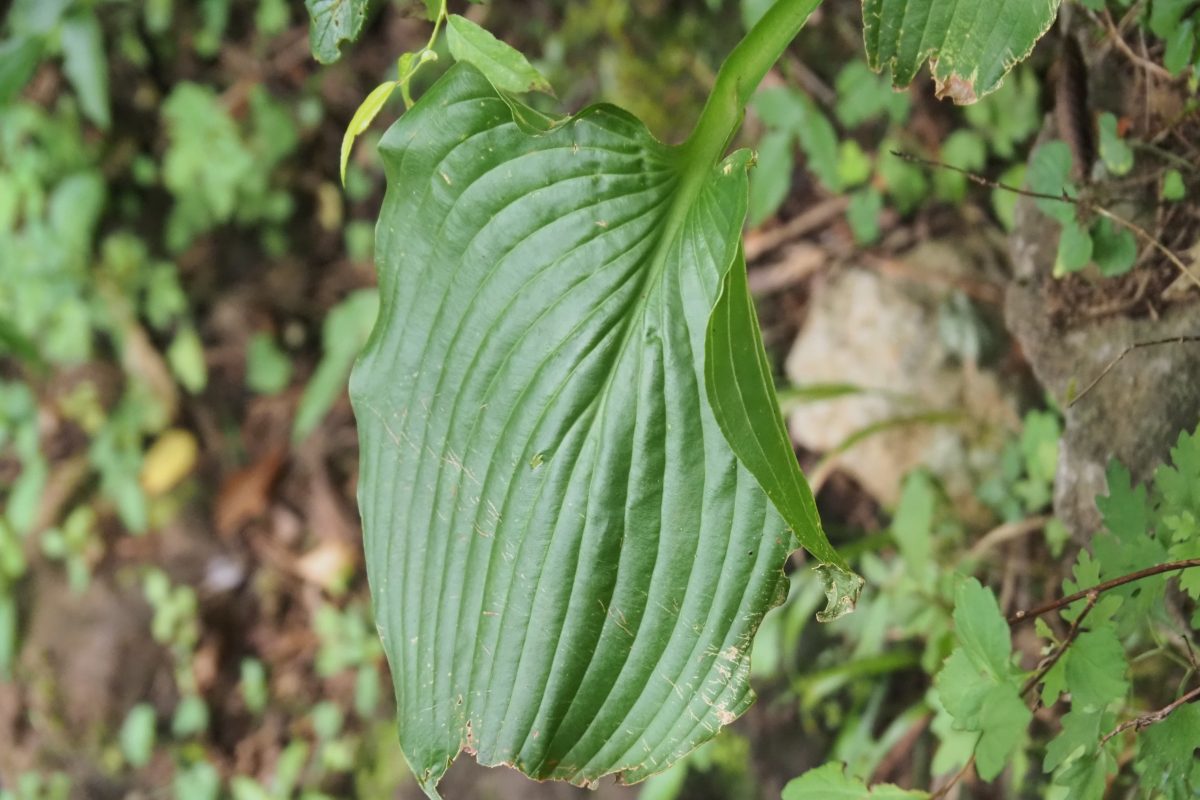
top-left (785, 242), bottom-right (1019, 520)
top-left (1006, 190), bottom-right (1200, 537)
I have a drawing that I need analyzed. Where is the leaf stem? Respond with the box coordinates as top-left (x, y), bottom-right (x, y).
top-left (1020, 591), bottom-right (1097, 697)
top-left (1008, 558), bottom-right (1200, 626)
top-left (682, 0), bottom-right (823, 168)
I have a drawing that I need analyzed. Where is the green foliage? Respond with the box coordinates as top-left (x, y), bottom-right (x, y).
top-left (245, 332), bottom-right (294, 395)
top-left (162, 83), bottom-right (298, 252)
top-left (783, 762), bottom-right (929, 799)
top-left (932, 422), bottom-right (1200, 796)
top-left (1027, 140), bottom-right (1138, 278)
top-left (0, 0), bottom-right (109, 125)
top-left (292, 289), bottom-right (379, 442)
top-left (120, 702), bottom-right (159, 768)
top-left (935, 579), bottom-right (1031, 779)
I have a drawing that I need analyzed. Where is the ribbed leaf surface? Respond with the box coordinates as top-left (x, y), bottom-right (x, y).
top-left (862, 0), bottom-right (1061, 102)
top-left (351, 63), bottom-right (833, 795)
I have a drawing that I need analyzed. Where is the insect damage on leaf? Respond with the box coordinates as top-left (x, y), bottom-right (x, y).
top-left (933, 70), bottom-right (978, 105)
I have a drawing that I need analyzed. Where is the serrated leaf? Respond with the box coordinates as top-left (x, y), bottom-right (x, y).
top-left (350, 63), bottom-right (849, 795)
top-left (1098, 462), bottom-right (1149, 542)
top-left (1156, 427), bottom-right (1200, 515)
top-left (446, 15), bottom-right (552, 96)
top-left (974, 683), bottom-right (1031, 780)
top-left (783, 762), bottom-right (931, 799)
top-left (1064, 628), bottom-right (1128, 710)
top-left (862, 0), bottom-right (1063, 103)
top-left (1135, 703), bottom-right (1200, 796)
top-left (1040, 653), bottom-right (1067, 707)
top-left (304, 0), bottom-right (368, 64)
top-left (953, 578), bottom-right (1012, 680)
top-left (935, 648), bottom-right (991, 728)
top-left (1053, 749), bottom-right (1112, 800)
top-left (1044, 707), bottom-right (1103, 772)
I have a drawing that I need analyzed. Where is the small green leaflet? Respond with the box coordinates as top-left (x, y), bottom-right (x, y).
top-left (934, 578), bottom-right (1030, 781)
top-left (446, 15), bottom-right (552, 96)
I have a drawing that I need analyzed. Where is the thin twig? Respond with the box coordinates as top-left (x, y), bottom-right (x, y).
top-left (889, 151), bottom-right (1200, 291)
top-left (1068, 336), bottom-right (1200, 408)
top-left (1021, 592), bottom-right (1098, 698)
top-left (930, 754), bottom-right (975, 800)
top-left (964, 515), bottom-right (1051, 563)
top-left (1008, 559), bottom-right (1200, 625)
top-left (1100, 684), bottom-right (1200, 745)
top-left (1090, 205), bottom-right (1200, 290)
top-left (1100, 9), bottom-right (1173, 79)
top-left (891, 151), bottom-right (1073, 204)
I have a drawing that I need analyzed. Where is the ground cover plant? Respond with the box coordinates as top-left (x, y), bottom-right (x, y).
top-left (0, 0), bottom-right (1197, 797)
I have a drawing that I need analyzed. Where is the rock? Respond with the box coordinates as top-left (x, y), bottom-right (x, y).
top-left (784, 242), bottom-right (1019, 520)
top-left (1006, 189), bottom-right (1200, 538)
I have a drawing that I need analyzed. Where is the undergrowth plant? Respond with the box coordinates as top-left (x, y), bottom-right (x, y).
top-left (314, 0), bottom-right (1199, 798)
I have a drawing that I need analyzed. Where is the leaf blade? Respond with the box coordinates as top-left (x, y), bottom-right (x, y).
top-left (350, 62), bottom-right (847, 794)
top-left (862, 0), bottom-right (1062, 103)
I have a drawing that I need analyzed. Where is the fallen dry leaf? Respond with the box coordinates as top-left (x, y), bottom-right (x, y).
top-left (214, 448), bottom-right (286, 537)
top-left (140, 428), bottom-right (199, 496)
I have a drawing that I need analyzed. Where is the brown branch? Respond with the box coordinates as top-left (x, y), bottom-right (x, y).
top-left (888, 151), bottom-right (1200, 291)
top-left (1100, 683), bottom-right (1200, 745)
top-left (930, 754), bottom-right (975, 800)
top-left (1099, 9), bottom-right (1173, 80)
top-left (1068, 336), bottom-right (1200, 408)
top-left (1021, 592), bottom-right (1097, 698)
top-left (1008, 559), bottom-right (1200, 626)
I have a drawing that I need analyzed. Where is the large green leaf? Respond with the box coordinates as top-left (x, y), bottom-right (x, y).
top-left (862, 0), bottom-right (1062, 103)
top-left (351, 62), bottom-right (852, 796)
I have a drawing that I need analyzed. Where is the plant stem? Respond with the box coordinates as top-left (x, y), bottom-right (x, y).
top-left (683, 0), bottom-right (823, 167)
top-left (1101, 683), bottom-right (1200, 745)
top-left (1021, 591), bottom-right (1097, 697)
top-left (1008, 558), bottom-right (1200, 625)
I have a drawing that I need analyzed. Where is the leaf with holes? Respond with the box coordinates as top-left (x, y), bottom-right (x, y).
top-left (350, 58), bottom-right (855, 796)
top-left (304, 0), bottom-right (368, 64)
top-left (862, 0), bottom-right (1062, 103)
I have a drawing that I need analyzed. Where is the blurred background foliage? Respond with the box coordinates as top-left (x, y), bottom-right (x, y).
top-left (1, 0), bottom-right (1197, 798)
